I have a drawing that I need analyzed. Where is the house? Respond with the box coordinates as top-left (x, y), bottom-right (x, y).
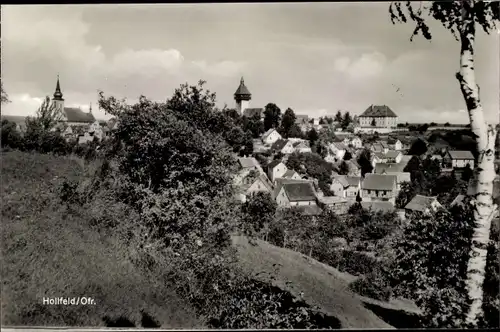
top-left (261, 128), bottom-right (282, 145)
top-left (292, 141), bottom-right (312, 153)
top-left (367, 142), bottom-right (389, 154)
top-left (371, 153), bottom-right (384, 168)
top-left (444, 150), bottom-right (475, 169)
top-left (328, 142), bottom-right (348, 160)
top-left (330, 175), bottom-right (361, 199)
top-left (361, 174), bottom-right (398, 204)
top-left (275, 181), bottom-right (317, 207)
top-left (267, 160), bottom-right (288, 183)
top-left (282, 169), bottom-right (302, 181)
top-left (405, 195), bottom-right (442, 215)
top-left (387, 138), bottom-right (403, 151)
top-left (344, 159), bottom-right (362, 177)
top-left (271, 139), bottom-right (295, 154)
top-left (384, 150), bottom-right (403, 163)
top-left (319, 196), bottom-right (349, 215)
top-left (235, 170), bottom-right (274, 203)
top-left (374, 163), bottom-right (411, 190)
top-left (350, 136), bottom-right (363, 149)
top-left (361, 201), bottom-right (396, 214)
top-left (358, 105), bottom-right (398, 128)
top-left (330, 176), bottom-right (349, 197)
top-left (238, 157), bottom-right (264, 173)
top-left (77, 131), bottom-right (95, 145)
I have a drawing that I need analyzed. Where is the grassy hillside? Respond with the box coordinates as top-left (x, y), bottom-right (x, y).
top-left (0, 150), bottom-right (199, 327)
top-left (0, 150), bottom-right (423, 328)
top-left (233, 236), bottom-right (422, 329)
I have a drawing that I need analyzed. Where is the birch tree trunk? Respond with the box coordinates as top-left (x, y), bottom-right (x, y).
top-left (456, 1), bottom-right (498, 325)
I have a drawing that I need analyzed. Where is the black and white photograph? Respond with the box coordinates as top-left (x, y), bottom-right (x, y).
top-left (1, 1), bottom-right (499, 330)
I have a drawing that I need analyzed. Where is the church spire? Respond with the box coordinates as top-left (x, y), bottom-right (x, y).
top-left (89, 102), bottom-right (92, 114)
top-left (53, 75), bottom-right (64, 100)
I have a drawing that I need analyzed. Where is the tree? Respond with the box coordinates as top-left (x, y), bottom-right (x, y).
top-left (263, 103), bottom-right (282, 131)
top-left (357, 149), bottom-right (373, 177)
top-left (408, 138), bottom-right (428, 156)
top-left (241, 192), bottom-right (277, 238)
top-left (337, 161), bottom-right (350, 175)
top-left (396, 181), bottom-right (417, 209)
top-left (343, 150), bottom-right (352, 161)
top-left (341, 112), bottom-right (352, 129)
top-left (1, 82), bottom-right (10, 104)
top-left (29, 96), bottom-right (64, 131)
top-left (280, 108), bottom-right (297, 138)
top-left (462, 164), bottom-right (474, 182)
top-left (387, 206), bottom-right (476, 327)
top-left (371, 118), bottom-right (377, 127)
top-left (287, 124), bottom-right (303, 139)
top-left (334, 110), bottom-right (343, 123)
top-left (307, 128), bottom-right (319, 148)
top-left (242, 113), bottom-right (265, 138)
top-left (389, 1), bottom-right (499, 325)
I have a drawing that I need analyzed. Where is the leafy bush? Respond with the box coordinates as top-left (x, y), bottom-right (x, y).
top-left (349, 275), bottom-right (392, 301)
top-left (1, 119), bottom-right (24, 149)
top-left (337, 250), bottom-right (378, 276)
top-left (385, 206), bottom-right (475, 328)
top-left (209, 278), bottom-right (342, 329)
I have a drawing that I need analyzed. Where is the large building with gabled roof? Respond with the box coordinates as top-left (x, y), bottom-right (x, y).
top-left (358, 105), bottom-right (398, 129)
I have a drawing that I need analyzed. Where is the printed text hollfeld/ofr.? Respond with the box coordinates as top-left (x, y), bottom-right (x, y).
top-left (42, 297), bottom-right (96, 305)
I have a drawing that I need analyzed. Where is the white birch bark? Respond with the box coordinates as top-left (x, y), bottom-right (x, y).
top-left (456, 0), bottom-right (498, 325)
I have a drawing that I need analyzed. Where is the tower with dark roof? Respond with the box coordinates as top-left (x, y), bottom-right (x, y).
top-left (52, 75), bottom-right (65, 113)
top-left (234, 77), bottom-right (251, 115)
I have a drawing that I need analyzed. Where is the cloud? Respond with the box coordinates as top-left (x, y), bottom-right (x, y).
top-left (333, 52), bottom-right (387, 79)
top-left (1, 6), bottom-right (246, 119)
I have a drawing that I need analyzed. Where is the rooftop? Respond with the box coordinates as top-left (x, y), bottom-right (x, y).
top-left (243, 108), bottom-right (263, 117)
top-left (360, 105), bottom-right (398, 118)
top-left (234, 77), bottom-right (251, 100)
top-left (267, 159), bottom-right (284, 170)
top-left (448, 150), bottom-right (474, 160)
top-left (405, 195), bottom-right (440, 212)
top-left (282, 182), bottom-right (317, 202)
top-left (271, 139), bottom-right (290, 151)
top-left (63, 107), bottom-right (96, 123)
top-left (238, 157), bottom-right (260, 170)
top-left (362, 174), bottom-right (397, 191)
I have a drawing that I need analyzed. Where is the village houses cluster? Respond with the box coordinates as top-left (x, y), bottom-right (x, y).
top-left (230, 78), bottom-right (480, 218)
top-left (3, 76), bottom-right (482, 218)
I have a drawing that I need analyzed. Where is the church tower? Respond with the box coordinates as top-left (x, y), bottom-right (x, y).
top-left (234, 77), bottom-right (251, 115)
top-left (52, 75), bottom-right (65, 113)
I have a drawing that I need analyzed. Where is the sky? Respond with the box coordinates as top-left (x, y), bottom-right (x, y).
top-left (1, 3), bottom-right (499, 124)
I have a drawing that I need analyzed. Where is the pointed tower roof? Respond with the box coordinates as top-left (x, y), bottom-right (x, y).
top-left (234, 77), bottom-right (251, 101)
top-left (53, 75), bottom-right (64, 100)
top-left (89, 102), bottom-right (92, 114)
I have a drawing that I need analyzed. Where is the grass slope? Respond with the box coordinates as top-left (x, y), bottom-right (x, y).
top-left (233, 235), bottom-right (418, 329)
top-left (1, 150), bottom-right (198, 327)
